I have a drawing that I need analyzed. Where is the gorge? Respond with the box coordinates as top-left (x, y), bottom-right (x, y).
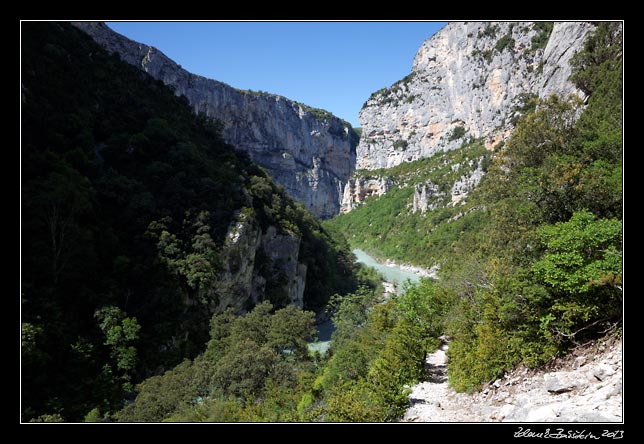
top-left (73, 22), bottom-right (593, 221)
top-left (21, 21), bottom-right (622, 424)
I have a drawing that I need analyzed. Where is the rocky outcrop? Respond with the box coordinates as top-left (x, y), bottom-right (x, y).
top-left (213, 211), bottom-right (306, 313)
top-left (260, 225), bottom-right (307, 308)
top-left (450, 159), bottom-right (485, 205)
top-left (357, 22), bottom-right (593, 170)
top-left (409, 158), bottom-right (484, 214)
top-left (341, 176), bottom-right (393, 213)
top-left (412, 182), bottom-right (441, 214)
top-left (72, 22), bottom-right (357, 219)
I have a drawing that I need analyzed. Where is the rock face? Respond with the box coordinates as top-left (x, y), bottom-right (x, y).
top-left (341, 176), bottom-right (393, 213)
top-left (412, 182), bottom-right (441, 214)
top-left (212, 211), bottom-right (307, 312)
top-left (357, 22), bottom-right (593, 170)
top-left (450, 158), bottom-right (485, 205)
top-left (72, 22), bottom-right (357, 219)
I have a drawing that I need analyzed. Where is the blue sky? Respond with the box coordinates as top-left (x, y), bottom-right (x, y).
top-left (106, 22), bottom-right (446, 127)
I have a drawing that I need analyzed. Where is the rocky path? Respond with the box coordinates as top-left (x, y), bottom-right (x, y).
top-left (402, 334), bottom-right (623, 422)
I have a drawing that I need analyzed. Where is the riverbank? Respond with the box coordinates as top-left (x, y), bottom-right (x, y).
top-left (308, 249), bottom-right (430, 355)
top-left (353, 248), bottom-right (438, 280)
top-left (352, 248), bottom-right (432, 289)
top-left (382, 258), bottom-right (439, 279)
top-left (307, 318), bottom-right (334, 354)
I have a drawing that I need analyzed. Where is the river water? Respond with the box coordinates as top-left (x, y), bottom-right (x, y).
top-left (307, 248), bottom-right (424, 354)
top-left (352, 248), bottom-right (423, 287)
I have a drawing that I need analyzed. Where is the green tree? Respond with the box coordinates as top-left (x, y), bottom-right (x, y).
top-left (570, 22), bottom-right (623, 96)
top-left (83, 407), bottom-right (103, 423)
top-left (506, 94), bottom-right (582, 170)
top-left (267, 305), bottom-right (316, 358)
top-left (327, 286), bottom-right (379, 344)
top-left (532, 211), bottom-right (622, 342)
top-left (395, 279), bottom-right (451, 338)
top-left (21, 322), bottom-right (48, 367)
top-left (117, 360), bottom-right (197, 422)
top-left (325, 381), bottom-right (383, 422)
top-left (147, 210), bottom-right (219, 304)
top-left (212, 339), bottom-right (280, 399)
top-left (367, 320), bottom-right (426, 420)
top-left (318, 340), bottom-right (372, 392)
top-left (95, 306), bottom-right (141, 391)
top-left (29, 413), bottom-right (65, 422)
top-left (228, 301), bottom-right (273, 346)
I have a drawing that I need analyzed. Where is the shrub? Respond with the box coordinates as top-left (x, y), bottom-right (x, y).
top-left (531, 22), bottom-right (554, 51)
top-left (393, 140), bottom-right (409, 150)
top-left (478, 24), bottom-right (499, 39)
top-left (495, 34), bottom-right (515, 53)
top-left (448, 126), bottom-right (466, 141)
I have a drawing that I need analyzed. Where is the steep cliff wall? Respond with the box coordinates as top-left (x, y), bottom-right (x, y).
top-left (213, 212), bottom-right (306, 313)
top-left (356, 22), bottom-right (592, 170)
top-left (341, 176), bottom-right (393, 213)
top-left (72, 22), bottom-right (357, 219)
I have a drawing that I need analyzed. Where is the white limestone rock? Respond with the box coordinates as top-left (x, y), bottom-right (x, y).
top-left (72, 21), bottom-right (357, 220)
top-left (357, 22), bottom-right (594, 171)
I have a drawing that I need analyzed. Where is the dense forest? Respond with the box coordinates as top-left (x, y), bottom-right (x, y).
top-left (21, 22), bottom-right (362, 422)
top-left (21, 22), bottom-right (622, 422)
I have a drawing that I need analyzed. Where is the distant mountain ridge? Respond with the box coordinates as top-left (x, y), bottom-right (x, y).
top-left (72, 22), bottom-right (358, 219)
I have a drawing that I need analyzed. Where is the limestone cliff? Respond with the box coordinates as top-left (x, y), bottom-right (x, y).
top-left (341, 176), bottom-right (393, 213)
top-left (72, 21), bottom-right (357, 219)
top-left (213, 211), bottom-right (306, 313)
top-left (356, 22), bottom-right (592, 171)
